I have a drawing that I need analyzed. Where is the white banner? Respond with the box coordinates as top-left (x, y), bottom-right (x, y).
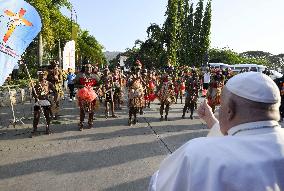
top-left (0, 0), bottom-right (42, 85)
top-left (63, 40), bottom-right (75, 71)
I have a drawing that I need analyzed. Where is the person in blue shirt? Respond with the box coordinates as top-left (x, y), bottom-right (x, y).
top-left (67, 68), bottom-right (76, 101)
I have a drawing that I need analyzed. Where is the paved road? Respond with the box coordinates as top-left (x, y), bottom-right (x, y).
top-left (0, 98), bottom-right (213, 191)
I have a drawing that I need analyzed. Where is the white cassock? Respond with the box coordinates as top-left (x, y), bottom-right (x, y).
top-left (148, 120), bottom-right (284, 191)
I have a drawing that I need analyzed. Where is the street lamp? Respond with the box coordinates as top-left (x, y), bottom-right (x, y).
top-left (71, 6), bottom-right (78, 39)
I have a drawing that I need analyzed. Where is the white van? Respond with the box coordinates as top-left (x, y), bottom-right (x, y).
top-left (209, 63), bottom-right (231, 69)
top-left (230, 64), bottom-right (266, 73)
top-left (270, 70), bottom-right (283, 80)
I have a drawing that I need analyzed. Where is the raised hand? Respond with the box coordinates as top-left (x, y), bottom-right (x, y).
top-left (197, 99), bottom-right (218, 129)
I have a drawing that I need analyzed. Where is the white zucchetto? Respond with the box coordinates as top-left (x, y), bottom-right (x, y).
top-left (226, 72), bottom-right (280, 104)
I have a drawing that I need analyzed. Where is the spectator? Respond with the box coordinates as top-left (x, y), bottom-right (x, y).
top-left (67, 68), bottom-right (76, 101)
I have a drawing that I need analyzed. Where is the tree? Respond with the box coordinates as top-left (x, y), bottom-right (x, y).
top-left (176, 0), bottom-right (187, 66)
top-left (27, 0), bottom-right (71, 50)
top-left (146, 23), bottom-right (164, 44)
top-left (164, 0), bottom-right (179, 66)
top-left (209, 48), bottom-right (270, 66)
top-left (77, 30), bottom-right (106, 67)
top-left (199, 0), bottom-right (212, 66)
top-left (192, 0), bottom-right (204, 66)
top-left (21, 0), bottom-right (105, 75)
top-left (142, 24), bottom-right (166, 68)
top-left (209, 48), bottom-right (242, 64)
top-left (186, 3), bottom-right (195, 66)
top-left (240, 51), bottom-right (272, 59)
top-left (241, 51), bottom-right (284, 70)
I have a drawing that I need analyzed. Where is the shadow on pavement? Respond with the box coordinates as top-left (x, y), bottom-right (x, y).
top-left (103, 176), bottom-right (151, 191)
top-left (52, 122), bottom-right (206, 142)
top-left (0, 131), bottom-right (207, 180)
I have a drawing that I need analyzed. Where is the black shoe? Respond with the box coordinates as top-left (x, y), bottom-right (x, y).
top-left (133, 118), bottom-right (137, 125)
top-left (45, 126), bottom-right (51, 135)
top-left (87, 122), bottom-right (93, 129)
top-left (30, 130), bottom-right (37, 138)
top-left (190, 115), bottom-right (193, 120)
top-left (79, 122), bottom-right (83, 131)
top-left (165, 116), bottom-right (168, 121)
top-left (182, 115), bottom-right (185, 119)
top-left (160, 116), bottom-right (164, 121)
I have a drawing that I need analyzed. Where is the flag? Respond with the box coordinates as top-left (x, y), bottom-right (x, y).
top-left (63, 40), bottom-right (76, 71)
top-left (0, 0), bottom-right (42, 85)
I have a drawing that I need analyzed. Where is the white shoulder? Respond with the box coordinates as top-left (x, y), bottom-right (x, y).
top-left (153, 137), bottom-right (222, 191)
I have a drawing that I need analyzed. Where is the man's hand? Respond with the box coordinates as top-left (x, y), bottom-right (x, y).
top-left (197, 99), bottom-right (218, 129)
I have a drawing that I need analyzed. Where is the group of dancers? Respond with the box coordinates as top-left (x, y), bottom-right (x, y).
top-left (31, 59), bottom-right (234, 136)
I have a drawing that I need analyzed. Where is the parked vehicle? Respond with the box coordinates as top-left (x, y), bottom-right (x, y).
top-left (270, 70), bottom-right (283, 80)
top-left (230, 64), bottom-right (266, 73)
top-left (209, 63), bottom-right (231, 69)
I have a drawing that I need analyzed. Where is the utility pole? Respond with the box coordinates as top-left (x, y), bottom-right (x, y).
top-left (38, 32), bottom-right (43, 67)
top-left (71, 5), bottom-right (73, 39)
top-left (58, 39), bottom-right (62, 68)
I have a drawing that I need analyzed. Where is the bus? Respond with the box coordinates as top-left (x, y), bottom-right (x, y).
top-left (208, 63), bottom-right (231, 69)
top-left (229, 64), bottom-right (266, 73)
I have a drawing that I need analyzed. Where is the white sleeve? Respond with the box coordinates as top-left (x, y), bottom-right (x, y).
top-left (148, 142), bottom-right (192, 191)
top-left (148, 171), bottom-right (158, 191)
top-left (207, 122), bottom-right (224, 137)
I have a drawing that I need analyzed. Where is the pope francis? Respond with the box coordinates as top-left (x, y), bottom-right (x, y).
top-left (149, 72), bottom-right (284, 191)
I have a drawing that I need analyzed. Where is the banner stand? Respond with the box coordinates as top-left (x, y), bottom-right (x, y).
top-left (7, 85), bottom-right (25, 128)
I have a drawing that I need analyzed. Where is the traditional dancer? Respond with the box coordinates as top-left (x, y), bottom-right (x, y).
top-left (175, 72), bottom-right (185, 104)
top-left (32, 71), bottom-right (58, 136)
top-left (74, 64), bottom-right (100, 130)
top-left (46, 60), bottom-right (64, 119)
top-left (145, 71), bottom-right (156, 108)
top-left (182, 70), bottom-right (200, 119)
top-left (157, 74), bottom-right (176, 121)
top-left (202, 68), bottom-right (211, 97)
top-left (128, 75), bottom-right (145, 126)
top-left (206, 70), bottom-right (225, 113)
top-left (112, 67), bottom-right (123, 110)
top-left (101, 68), bottom-right (117, 118)
top-left (128, 60), bottom-right (145, 115)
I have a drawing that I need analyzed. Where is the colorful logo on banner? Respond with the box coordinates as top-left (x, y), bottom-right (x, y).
top-left (0, 0), bottom-right (42, 86)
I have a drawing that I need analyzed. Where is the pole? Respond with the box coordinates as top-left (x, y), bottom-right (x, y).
top-left (38, 33), bottom-right (43, 67)
top-left (58, 39), bottom-right (62, 69)
top-left (71, 6), bottom-right (73, 39)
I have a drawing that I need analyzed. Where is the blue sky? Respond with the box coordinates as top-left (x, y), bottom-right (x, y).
top-left (64, 0), bottom-right (284, 54)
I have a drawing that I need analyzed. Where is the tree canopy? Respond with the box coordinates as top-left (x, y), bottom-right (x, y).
top-left (22, 0), bottom-right (106, 76)
top-left (121, 0), bottom-right (213, 69)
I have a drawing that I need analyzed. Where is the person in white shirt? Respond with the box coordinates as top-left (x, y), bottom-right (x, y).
top-left (203, 68), bottom-right (211, 89)
top-left (149, 72), bottom-right (284, 191)
top-left (202, 68), bottom-right (211, 97)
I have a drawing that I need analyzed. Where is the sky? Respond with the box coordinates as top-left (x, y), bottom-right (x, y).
top-left (64, 0), bottom-right (284, 55)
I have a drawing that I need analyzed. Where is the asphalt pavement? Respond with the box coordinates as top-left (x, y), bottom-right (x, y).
top-left (0, 97), bottom-right (224, 191)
